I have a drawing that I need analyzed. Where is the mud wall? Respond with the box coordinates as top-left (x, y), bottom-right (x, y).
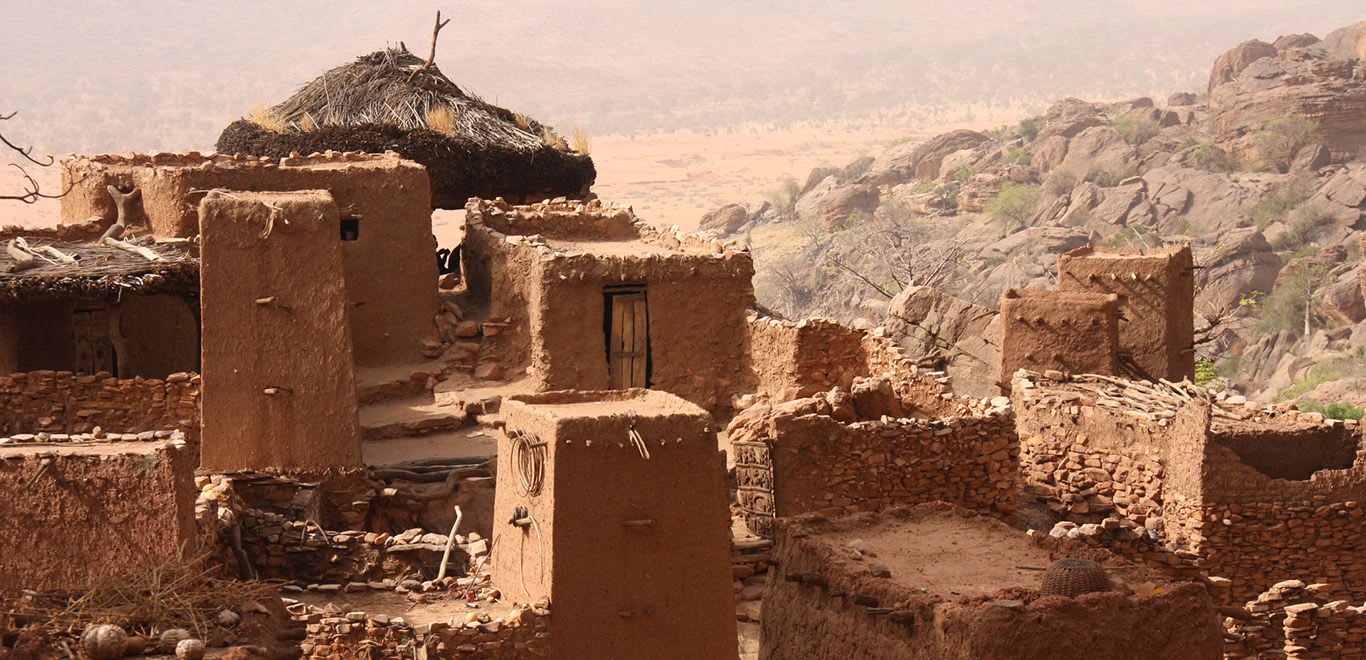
top-left (730, 388), bottom-right (1017, 538)
top-left (0, 370), bottom-right (199, 436)
top-left (1058, 245), bottom-right (1195, 381)
top-left (1014, 372), bottom-right (1366, 603)
top-left (998, 289), bottom-right (1120, 384)
top-left (0, 440), bottom-right (197, 594)
top-left (199, 190), bottom-right (362, 472)
top-left (761, 509), bottom-right (1222, 660)
top-left (492, 391), bottom-right (738, 659)
top-left (63, 152), bottom-right (438, 367)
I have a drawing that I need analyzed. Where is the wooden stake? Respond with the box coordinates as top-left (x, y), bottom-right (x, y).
top-left (406, 10), bottom-right (452, 83)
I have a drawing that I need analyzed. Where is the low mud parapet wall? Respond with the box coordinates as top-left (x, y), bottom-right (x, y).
top-left (762, 506), bottom-right (1222, 659)
top-left (0, 438), bottom-right (197, 595)
top-left (0, 370), bottom-right (199, 437)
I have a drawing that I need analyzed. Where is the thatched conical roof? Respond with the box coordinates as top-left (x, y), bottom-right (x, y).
top-left (216, 47), bottom-right (595, 208)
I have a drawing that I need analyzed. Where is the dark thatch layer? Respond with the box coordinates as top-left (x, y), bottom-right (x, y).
top-left (217, 120), bottom-right (595, 208)
top-left (0, 240), bottom-right (198, 304)
top-left (215, 48), bottom-right (595, 207)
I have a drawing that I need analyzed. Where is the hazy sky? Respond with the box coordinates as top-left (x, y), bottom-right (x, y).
top-left (0, 2), bottom-right (1362, 152)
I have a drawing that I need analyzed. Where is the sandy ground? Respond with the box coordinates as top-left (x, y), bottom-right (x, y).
top-left (591, 125), bottom-right (916, 230)
top-left (829, 512), bottom-right (1054, 598)
top-left (0, 123), bottom-right (946, 231)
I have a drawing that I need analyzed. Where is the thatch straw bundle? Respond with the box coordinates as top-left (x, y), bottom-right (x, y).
top-left (217, 47), bottom-right (596, 207)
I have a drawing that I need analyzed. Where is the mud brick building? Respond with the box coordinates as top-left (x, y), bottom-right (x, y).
top-left (62, 152), bottom-right (439, 368)
top-left (461, 198), bottom-right (754, 415)
top-left (492, 389), bottom-right (737, 659)
top-left (997, 288), bottom-right (1121, 384)
top-left (0, 436), bottom-right (196, 595)
top-left (762, 504), bottom-right (1222, 659)
top-left (1057, 245), bottom-right (1195, 382)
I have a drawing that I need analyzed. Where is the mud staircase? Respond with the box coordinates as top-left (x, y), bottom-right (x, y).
top-left (354, 339), bottom-right (492, 467)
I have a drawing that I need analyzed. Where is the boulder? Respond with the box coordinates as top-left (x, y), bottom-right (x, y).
top-left (884, 286), bottom-right (1000, 397)
top-left (1317, 20), bottom-right (1366, 59)
top-left (1208, 46), bottom-right (1366, 161)
top-left (956, 172), bottom-right (1006, 213)
top-left (1195, 228), bottom-right (1282, 312)
top-left (814, 183), bottom-right (879, 228)
top-left (1272, 33), bottom-right (1321, 51)
top-left (862, 129), bottom-right (991, 185)
top-left (1031, 135), bottom-right (1070, 173)
top-left (1054, 126), bottom-right (1136, 181)
top-left (699, 203), bottom-right (750, 235)
top-left (1167, 92), bottom-right (1199, 107)
top-left (1208, 39), bottom-right (1278, 93)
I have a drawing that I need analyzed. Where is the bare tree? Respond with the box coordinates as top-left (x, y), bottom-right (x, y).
top-left (807, 214), bottom-right (969, 300)
top-left (0, 111), bottom-right (76, 204)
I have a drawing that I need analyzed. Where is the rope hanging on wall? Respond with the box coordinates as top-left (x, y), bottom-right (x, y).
top-left (510, 429), bottom-right (546, 496)
top-left (627, 411), bottom-right (650, 459)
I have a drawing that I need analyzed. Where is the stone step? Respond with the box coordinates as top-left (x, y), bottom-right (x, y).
top-left (359, 398), bottom-right (469, 441)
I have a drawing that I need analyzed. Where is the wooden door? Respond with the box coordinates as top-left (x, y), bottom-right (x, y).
top-left (72, 307), bottom-right (116, 375)
top-left (608, 293), bottom-right (649, 388)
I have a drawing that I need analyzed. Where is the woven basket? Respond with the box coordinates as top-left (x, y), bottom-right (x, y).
top-left (1040, 558), bottom-right (1111, 598)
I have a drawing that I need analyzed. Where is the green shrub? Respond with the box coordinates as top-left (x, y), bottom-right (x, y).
top-left (1086, 163), bottom-right (1139, 187)
top-left (1191, 143), bottom-right (1239, 172)
top-left (952, 166), bottom-right (977, 183)
top-left (836, 156), bottom-right (875, 183)
top-left (988, 183), bottom-right (1041, 230)
top-left (1250, 175), bottom-right (1315, 231)
top-left (1044, 170), bottom-right (1080, 196)
top-left (1002, 148), bottom-right (1032, 166)
top-left (1018, 117), bottom-right (1040, 142)
top-left (1278, 351), bottom-right (1366, 400)
top-left (1194, 358), bottom-right (1221, 388)
top-left (1298, 400), bottom-right (1366, 420)
top-left (1269, 202), bottom-right (1335, 252)
top-left (1111, 113), bottom-right (1160, 145)
top-left (1252, 115), bottom-right (1319, 170)
top-left (767, 177), bottom-right (802, 217)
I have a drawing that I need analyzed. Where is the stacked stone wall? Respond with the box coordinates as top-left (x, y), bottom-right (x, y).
top-left (0, 370), bottom-right (199, 437)
top-left (1014, 371), bottom-right (1366, 604)
top-left (298, 604), bottom-right (550, 659)
top-left (745, 313), bottom-right (959, 415)
top-left (1224, 579), bottom-right (1366, 658)
top-left (731, 388), bottom-right (1016, 537)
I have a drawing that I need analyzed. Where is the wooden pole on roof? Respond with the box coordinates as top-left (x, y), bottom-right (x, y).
top-left (406, 10), bottom-right (452, 84)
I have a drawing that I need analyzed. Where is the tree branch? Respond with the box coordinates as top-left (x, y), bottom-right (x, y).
top-left (406, 10), bottom-right (452, 83)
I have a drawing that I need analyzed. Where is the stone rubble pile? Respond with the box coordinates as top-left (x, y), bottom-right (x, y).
top-left (1224, 579), bottom-right (1366, 659)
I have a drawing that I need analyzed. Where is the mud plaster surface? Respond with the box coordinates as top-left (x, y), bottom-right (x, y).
top-left (827, 512), bottom-right (1055, 598)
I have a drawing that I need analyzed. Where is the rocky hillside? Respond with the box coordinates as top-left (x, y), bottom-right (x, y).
top-left (711, 20), bottom-right (1366, 411)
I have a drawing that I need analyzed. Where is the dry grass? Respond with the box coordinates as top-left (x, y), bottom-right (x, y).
top-left (297, 112), bottom-right (318, 132)
top-left (424, 105), bottom-right (459, 137)
top-left (541, 126), bottom-right (569, 150)
top-left (12, 552), bottom-right (278, 639)
top-left (513, 112), bottom-right (532, 132)
top-left (571, 125), bottom-right (592, 155)
top-left (247, 103), bottom-right (287, 133)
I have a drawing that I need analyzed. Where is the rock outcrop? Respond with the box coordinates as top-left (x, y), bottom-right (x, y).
top-left (884, 286), bottom-right (1000, 397)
